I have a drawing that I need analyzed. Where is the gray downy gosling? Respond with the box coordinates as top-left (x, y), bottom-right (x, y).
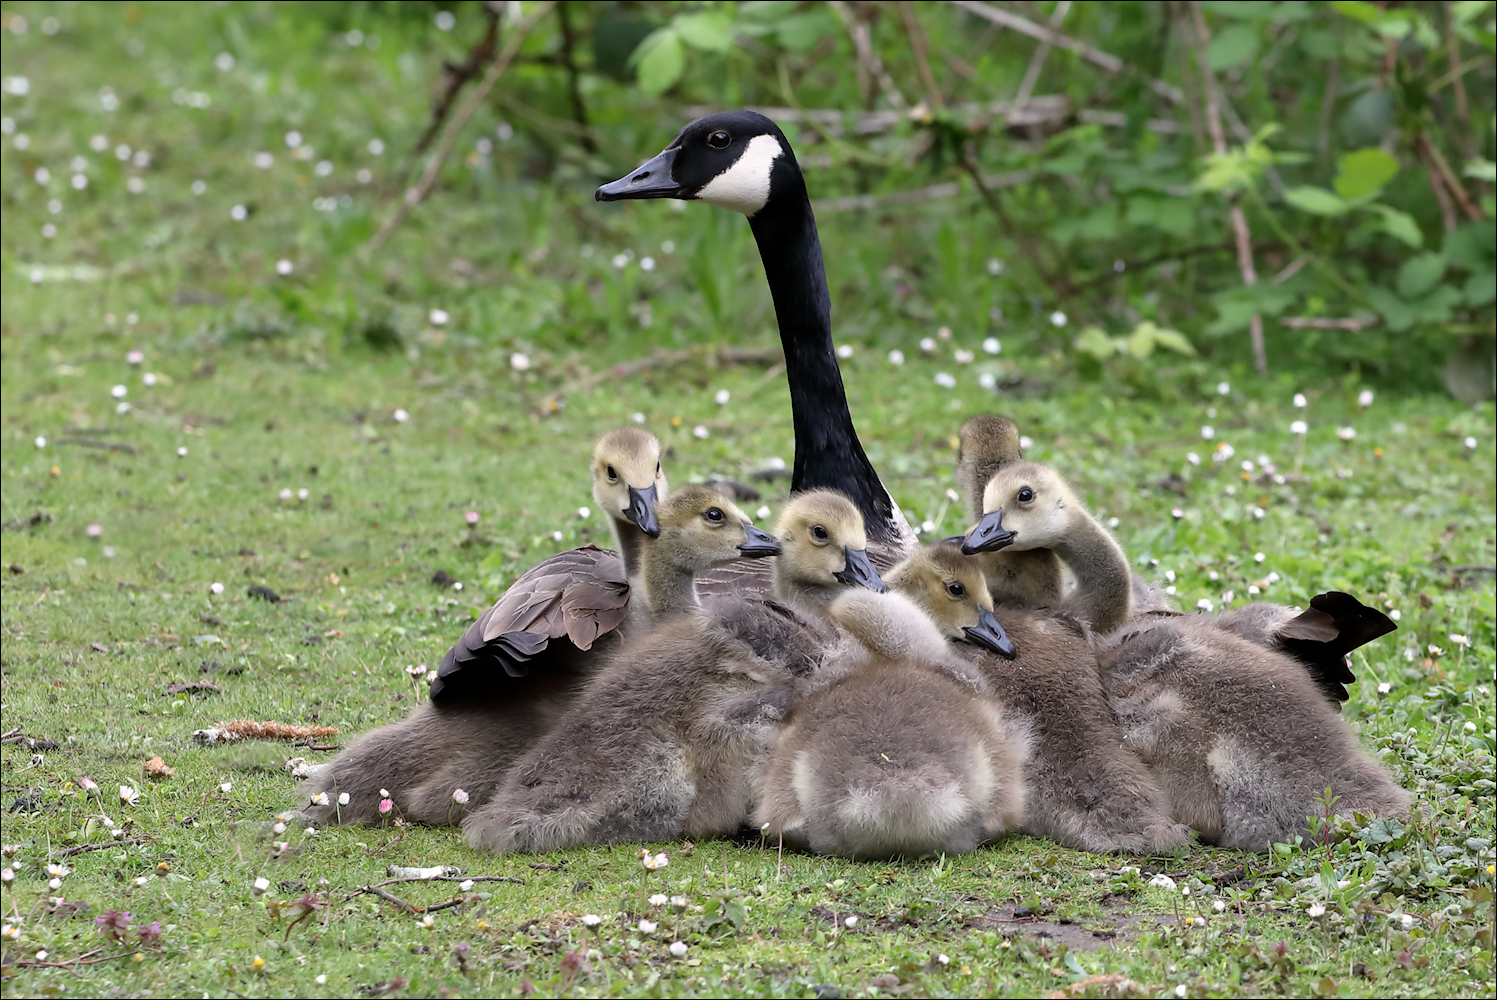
top-left (755, 544), bottom-right (1029, 859)
top-left (460, 488), bottom-right (864, 853)
top-left (965, 464), bottom-right (1409, 849)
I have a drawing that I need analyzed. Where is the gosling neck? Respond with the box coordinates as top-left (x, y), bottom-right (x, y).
top-left (609, 515), bottom-right (648, 581)
top-left (1049, 515), bottom-right (1133, 633)
top-left (747, 185), bottom-right (898, 545)
top-left (638, 549), bottom-right (701, 619)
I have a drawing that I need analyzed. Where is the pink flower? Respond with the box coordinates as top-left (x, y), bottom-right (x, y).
top-left (378, 798), bottom-right (393, 815)
top-left (452, 788), bottom-right (469, 805)
top-left (465, 511), bottom-right (479, 526)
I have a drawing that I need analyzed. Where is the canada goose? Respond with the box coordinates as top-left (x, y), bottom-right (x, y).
top-left (462, 490), bottom-right (881, 853)
top-left (429, 428), bottom-right (668, 701)
top-left (598, 111), bottom-right (911, 552)
top-left (888, 544), bottom-right (1189, 854)
top-left (962, 462), bottom-right (1134, 633)
top-left (960, 462), bottom-right (1407, 847)
top-left (754, 546), bottom-right (1028, 859)
top-left (955, 416), bottom-right (1066, 608)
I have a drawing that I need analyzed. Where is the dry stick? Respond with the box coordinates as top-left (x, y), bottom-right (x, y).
top-left (1419, 139), bottom-right (1461, 233)
top-left (1417, 132), bottom-right (1483, 221)
top-left (1316, 59), bottom-right (1340, 160)
top-left (412, 4), bottom-right (502, 158)
top-left (1014, 0), bottom-right (1073, 107)
top-left (829, 1), bottom-right (906, 111)
top-left (48, 837), bottom-right (145, 860)
top-left (950, 0), bottom-right (1184, 105)
top-left (555, 1), bottom-right (597, 154)
top-left (1443, 1), bottom-right (1471, 125)
top-left (960, 151), bottom-right (1073, 299)
top-left (366, 0), bottom-right (556, 253)
top-left (17, 950), bottom-right (135, 970)
top-left (1280, 317), bottom-right (1379, 332)
top-left (899, 1), bottom-right (943, 110)
top-left (1189, 2), bottom-right (1266, 375)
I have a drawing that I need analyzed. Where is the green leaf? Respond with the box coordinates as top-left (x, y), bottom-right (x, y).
top-left (1208, 23), bottom-right (1261, 68)
top-left (1409, 284), bottom-right (1463, 323)
top-left (1334, 148), bottom-right (1399, 199)
top-left (1397, 253), bottom-right (1447, 298)
top-left (1331, 0), bottom-right (1384, 25)
top-left (1283, 186), bottom-right (1350, 216)
top-left (1146, 324), bottom-right (1198, 357)
top-left (1364, 204), bottom-right (1424, 247)
top-left (1464, 157), bottom-right (1497, 182)
top-left (632, 29), bottom-right (684, 96)
top-left (738, 0), bottom-right (798, 21)
top-left (1441, 221), bottom-right (1496, 272)
top-left (673, 12), bottom-right (733, 52)
top-left (1365, 286), bottom-right (1415, 331)
top-left (1075, 327), bottom-right (1122, 359)
top-left (1464, 271), bottom-right (1496, 306)
top-left (777, 10), bottom-right (835, 54)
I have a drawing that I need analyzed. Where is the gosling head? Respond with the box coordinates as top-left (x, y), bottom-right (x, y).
top-left (595, 110), bottom-right (799, 219)
top-left (961, 462), bottom-right (1078, 557)
top-left (652, 484), bottom-right (780, 571)
top-left (888, 544), bottom-right (1018, 660)
top-left (591, 428), bottom-right (668, 538)
top-left (957, 414), bottom-right (1026, 469)
top-left (773, 489), bottom-right (886, 605)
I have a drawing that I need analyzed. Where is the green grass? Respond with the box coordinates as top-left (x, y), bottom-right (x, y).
top-left (1, 4), bottom-right (1494, 997)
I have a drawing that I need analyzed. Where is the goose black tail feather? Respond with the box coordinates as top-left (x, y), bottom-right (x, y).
top-left (1278, 591), bottom-right (1396, 706)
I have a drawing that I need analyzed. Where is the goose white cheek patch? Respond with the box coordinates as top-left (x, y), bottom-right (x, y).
top-left (696, 134), bottom-right (784, 216)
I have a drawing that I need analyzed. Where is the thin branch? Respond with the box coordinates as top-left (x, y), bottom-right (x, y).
top-left (16, 950), bottom-right (135, 969)
top-left (1416, 132), bottom-right (1482, 221)
top-left (949, 0), bottom-right (1184, 105)
top-left (1316, 59), bottom-right (1339, 159)
top-left (814, 170), bottom-right (1032, 213)
top-left (899, 2), bottom-right (943, 110)
top-left (555, 2), bottom-right (597, 154)
top-left (960, 147), bottom-right (1073, 298)
top-left (1443, 0), bottom-right (1471, 123)
top-left (1418, 138), bottom-right (1461, 232)
top-left (1015, 0), bottom-right (1072, 106)
top-left (366, 1), bottom-right (557, 253)
top-left (829, 1), bottom-right (906, 110)
top-left (412, 4), bottom-right (502, 158)
top-left (1189, 1), bottom-right (1266, 375)
top-left (48, 837), bottom-right (145, 860)
top-left (1280, 317), bottom-right (1379, 331)
top-left (341, 873), bottom-right (526, 904)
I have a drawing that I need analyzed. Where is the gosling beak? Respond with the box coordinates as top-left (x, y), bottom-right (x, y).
top-left (737, 523), bottom-right (781, 558)
top-left (596, 148), bottom-right (682, 201)
top-left (834, 546), bottom-right (887, 593)
top-left (962, 606), bottom-right (1018, 660)
top-left (625, 484), bottom-right (660, 538)
top-left (960, 509), bottom-right (1016, 555)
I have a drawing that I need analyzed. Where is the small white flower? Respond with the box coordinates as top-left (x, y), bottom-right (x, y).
top-left (459, 879), bottom-right (476, 891)
top-left (314, 159), bottom-right (333, 177)
top-left (638, 919), bottom-right (657, 933)
top-left (887, 349), bottom-right (905, 365)
top-left (209, 582), bottom-right (224, 595)
top-left (1213, 899), bottom-right (1226, 912)
top-left (429, 308), bottom-right (449, 326)
top-left (452, 788), bottom-right (470, 804)
top-left (954, 349), bottom-right (974, 364)
top-left (1241, 459), bottom-right (1255, 473)
top-left (1293, 392), bottom-right (1307, 408)
top-left (254, 151), bottom-right (274, 169)
top-left (284, 130), bottom-right (302, 149)
top-left (1108, 517), bottom-right (1120, 528)
top-left (356, 168), bottom-right (372, 184)
top-left (1464, 435), bottom-right (1478, 450)
top-left (581, 914), bottom-right (602, 927)
top-left (1200, 425), bottom-right (1215, 440)
top-left (1174, 985), bottom-right (1187, 998)
top-left (1462, 721), bottom-right (1477, 733)
top-left (1251, 552), bottom-right (1265, 564)
top-left (1400, 914), bottom-right (1415, 930)
top-left (1171, 508), bottom-right (1184, 520)
top-left (272, 822), bottom-right (287, 835)
top-left (230, 204), bottom-right (247, 221)
top-left (756, 505), bottom-right (772, 520)
top-left (315, 974), bottom-right (327, 985)
top-left (1451, 633), bottom-right (1471, 647)
top-left (44, 863), bottom-right (68, 878)
top-left (1307, 903), bottom-right (1326, 918)
top-left (1357, 389), bottom-right (1375, 407)
top-left (368, 138), bottom-right (385, 156)
top-left (1196, 599), bottom-right (1214, 612)
top-left (142, 372), bottom-right (158, 388)
top-left (553, 530), bottom-right (565, 543)
top-left (420, 914), bottom-right (435, 928)
top-left (669, 940), bottom-right (688, 957)
top-left (714, 389), bottom-right (731, 406)
top-left (393, 408), bottom-right (409, 423)
top-left (1049, 311), bottom-right (1067, 327)
top-left (275, 259), bottom-right (293, 276)
top-left (937, 953), bottom-right (950, 964)
top-left (631, 412), bottom-right (646, 424)
top-left (692, 425), bottom-right (709, 440)
top-left (670, 895), bottom-right (687, 909)
top-left (1290, 420), bottom-right (1308, 435)
top-left (48, 878), bottom-right (61, 890)
top-left (978, 371), bottom-right (997, 390)
top-left (1428, 644), bottom-right (1444, 656)
top-left (111, 384), bottom-right (128, 399)
top-left (191, 179), bottom-right (206, 195)
top-left (297, 488), bottom-right (310, 501)
top-left (337, 792), bottom-right (350, 806)
top-left (934, 372), bottom-right (957, 389)
top-left (983, 337), bottom-right (1001, 355)
top-left (1337, 426), bottom-right (1356, 441)
top-left (640, 256), bottom-right (656, 272)
top-left (643, 852), bottom-right (669, 870)
top-left (649, 894), bottom-right (668, 906)
top-left (1216, 381), bottom-right (1230, 396)
top-left (612, 252), bottom-right (629, 270)
top-left (1266, 571), bottom-right (1280, 583)
top-left (576, 506), bottom-right (592, 520)
top-left (1018, 436), bottom-right (1034, 451)
top-left (843, 914), bottom-right (859, 928)
top-left (34, 436), bottom-right (46, 449)
top-left (252, 876), bottom-right (270, 895)
top-left (119, 784), bottom-right (140, 805)
top-left (86, 522), bottom-right (104, 538)
top-left (509, 352), bottom-right (531, 372)
top-left (380, 789), bottom-right (390, 798)
top-left (836, 343), bottom-right (854, 360)
top-left (116, 401), bottom-right (131, 415)
top-left (216, 51), bottom-right (235, 71)
top-left (919, 337), bottom-right (937, 354)
top-left (987, 258), bottom-right (1004, 275)
top-left (1148, 874), bottom-right (1177, 890)
top-left (72, 173), bottom-right (88, 191)
top-left (1186, 452), bottom-right (1200, 466)
top-left (937, 326), bottom-right (952, 340)
top-left (0, 868), bottom-right (12, 883)
top-left (1181, 886), bottom-right (1191, 896)
top-left (278, 488), bottom-right (292, 501)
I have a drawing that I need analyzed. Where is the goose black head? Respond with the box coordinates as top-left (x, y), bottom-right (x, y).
top-left (596, 110), bottom-right (801, 218)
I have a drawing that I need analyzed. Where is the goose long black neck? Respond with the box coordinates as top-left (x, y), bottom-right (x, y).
top-left (748, 193), bottom-right (897, 544)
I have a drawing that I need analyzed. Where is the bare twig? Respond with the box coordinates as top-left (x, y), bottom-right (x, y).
top-left (1416, 132), bottom-right (1482, 221)
top-left (961, 148), bottom-right (1073, 298)
top-left (555, 2), bottom-right (597, 154)
top-left (367, 1), bottom-right (556, 253)
top-left (899, 2), bottom-right (943, 110)
top-left (1189, 2), bottom-right (1266, 374)
top-left (342, 873), bottom-right (525, 904)
top-left (1280, 316), bottom-right (1379, 331)
top-left (1316, 59), bottom-right (1340, 159)
top-left (829, 1), bottom-right (906, 110)
top-left (53, 438), bottom-right (139, 454)
top-left (360, 885), bottom-right (416, 912)
top-left (0, 727), bottom-right (22, 742)
top-left (48, 837), bottom-right (145, 860)
top-left (1443, 1), bottom-right (1471, 124)
top-left (815, 170), bottom-right (1031, 213)
top-left (412, 4), bottom-right (501, 157)
top-left (1417, 136), bottom-right (1460, 232)
top-left (950, 0), bottom-right (1184, 105)
top-left (1015, 0), bottom-right (1072, 106)
top-left (17, 950), bottom-right (134, 969)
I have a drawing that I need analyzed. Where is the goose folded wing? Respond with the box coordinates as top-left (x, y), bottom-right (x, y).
top-left (432, 546), bottom-right (628, 699)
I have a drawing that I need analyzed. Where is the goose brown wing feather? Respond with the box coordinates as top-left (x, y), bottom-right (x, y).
top-left (432, 546), bottom-right (628, 702)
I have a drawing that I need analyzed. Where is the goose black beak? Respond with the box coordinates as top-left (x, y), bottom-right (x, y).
top-left (625, 484), bottom-right (661, 538)
top-left (834, 546), bottom-right (886, 593)
top-left (963, 606), bottom-right (1018, 660)
top-left (738, 523), bottom-right (781, 558)
top-left (960, 509), bottom-right (1016, 555)
top-left (596, 148), bottom-right (682, 201)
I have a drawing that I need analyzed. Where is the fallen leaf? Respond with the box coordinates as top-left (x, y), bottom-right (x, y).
top-left (143, 756), bottom-right (175, 779)
top-left (90, 642), bottom-right (108, 653)
top-left (165, 680), bottom-right (222, 696)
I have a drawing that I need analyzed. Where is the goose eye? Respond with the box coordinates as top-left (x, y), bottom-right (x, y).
top-left (656, 462), bottom-right (662, 477)
top-left (606, 464), bottom-right (618, 483)
top-left (1017, 487), bottom-right (1035, 504)
top-left (810, 525), bottom-right (829, 544)
top-left (704, 507), bottom-right (725, 523)
top-left (708, 130), bottom-right (731, 149)
top-left (946, 581), bottom-right (966, 598)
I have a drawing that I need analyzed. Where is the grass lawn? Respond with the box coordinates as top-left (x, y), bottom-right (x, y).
top-left (1, 4), bottom-right (1493, 997)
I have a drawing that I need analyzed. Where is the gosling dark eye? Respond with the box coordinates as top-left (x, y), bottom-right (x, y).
top-left (656, 462), bottom-right (662, 477)
top-left (606, 464), bottom-right (618, 482)
top-left (1017, 487), bottom-right (1035, 504)
top-left (946, 582), bottom-right (965, 598)
top-left (811, 525), bottom-right (829, 541)
top-left (708, 130), bottom-right (731, 149)
top-left (704, 508), bottom-right (725, 523)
